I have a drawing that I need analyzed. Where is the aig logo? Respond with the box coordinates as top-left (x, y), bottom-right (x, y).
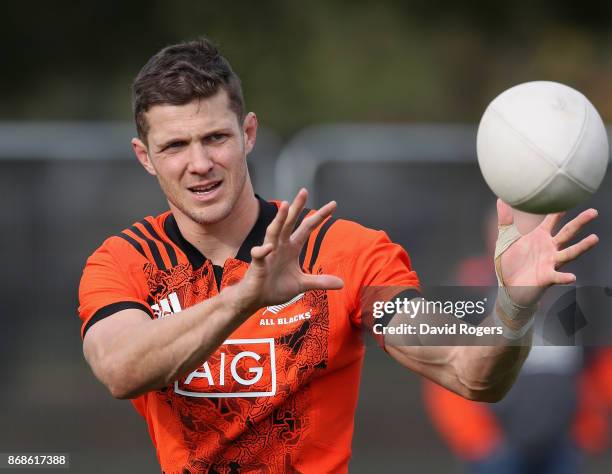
top-left (174, 338), bottom-right (276, 398)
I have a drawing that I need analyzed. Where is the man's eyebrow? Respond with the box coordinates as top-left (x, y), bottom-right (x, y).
top-left (154, 125), bottom-right (236, 149)
top-left (203, 125), bottom-right (234, 135)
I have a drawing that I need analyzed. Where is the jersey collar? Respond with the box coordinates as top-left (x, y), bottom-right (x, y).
top-left (164, 195), bottom-right (278, 269)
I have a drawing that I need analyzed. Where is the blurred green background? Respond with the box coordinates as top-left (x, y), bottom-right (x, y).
top-left (2, 0), bottom-right (612, 132)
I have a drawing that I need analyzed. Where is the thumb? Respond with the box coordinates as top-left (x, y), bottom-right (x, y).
top-left (301, 274), bottom-right (344, 292)
top-left (497, 198), bottom-right (514, 227)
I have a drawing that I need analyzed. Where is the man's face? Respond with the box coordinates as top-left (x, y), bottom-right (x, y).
top-left (133, 90), bottom-right (257, 226)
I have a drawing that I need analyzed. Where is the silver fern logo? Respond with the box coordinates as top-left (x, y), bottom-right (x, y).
top-left (263, 293), bottom-right (305, 315)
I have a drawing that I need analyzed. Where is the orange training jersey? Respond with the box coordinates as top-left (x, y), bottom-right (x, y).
top-left (78, 197), bottom-right (419, 474)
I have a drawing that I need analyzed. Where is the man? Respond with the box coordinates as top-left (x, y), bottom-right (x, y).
top-left (78, 39), bottom-right (599, 473)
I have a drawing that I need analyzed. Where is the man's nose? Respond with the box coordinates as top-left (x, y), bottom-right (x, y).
top-left (187, 143), bottom-right (214, 174)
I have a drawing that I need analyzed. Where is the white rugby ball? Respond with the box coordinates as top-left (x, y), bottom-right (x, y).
top-left (477, 81), bottom-right (609, 213)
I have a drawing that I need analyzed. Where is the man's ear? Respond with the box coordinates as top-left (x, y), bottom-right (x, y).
top-left (132, 137), bottom-right (157, 176)
top-left (242, 112), bottom-right (258, 155)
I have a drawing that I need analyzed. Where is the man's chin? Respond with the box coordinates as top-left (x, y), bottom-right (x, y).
top-left (186, 203), bottom-right (232, 226)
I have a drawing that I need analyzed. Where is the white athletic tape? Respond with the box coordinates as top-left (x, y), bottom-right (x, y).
top-left (493, 308), bottom-right (535, 340)
top-left (494, 222), bottom-right (538, 327)
top-left (494, 224), bottom-right (522, 262)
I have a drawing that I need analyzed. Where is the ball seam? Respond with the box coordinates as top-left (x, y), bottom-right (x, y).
top-left (488, 107), bottom-right (594, 204)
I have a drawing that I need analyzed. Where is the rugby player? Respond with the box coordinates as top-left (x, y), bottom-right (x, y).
top-left (78, 39), bottom-right (599, 473)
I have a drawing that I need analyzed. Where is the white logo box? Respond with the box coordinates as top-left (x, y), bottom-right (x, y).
top-left (174, 338), bottom-right (276, 398)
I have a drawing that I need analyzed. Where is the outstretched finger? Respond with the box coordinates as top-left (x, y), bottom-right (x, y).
top-left (264, 201), bottom-right (289, 246)
top-left (300, 273), bottom-right (344, 292)
top-left (551, 271), bottom-right (577, 285)
top-left (496, 199), bottom-right (514, 227)
top-left (280, 188), bottom-right (308, 241)
top-left (555, 233), bottom-right (599, 267)
top-left (291, 200), bottom-right (337, 245)
top-left (251, 243), bottom-right (274, 263)
top-left (540, 211), bottom-right (566, 234)
top-left (553, 208), bottom-right (598, 247)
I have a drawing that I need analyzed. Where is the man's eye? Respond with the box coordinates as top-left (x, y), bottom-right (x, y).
top-left (207, 134), bottom-right (228, 143)
top-left (163, 141), bottom-right (186, 151)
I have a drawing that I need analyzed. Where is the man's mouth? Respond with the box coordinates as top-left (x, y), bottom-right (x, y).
top-left (188, 181), bottom-right (222, 195)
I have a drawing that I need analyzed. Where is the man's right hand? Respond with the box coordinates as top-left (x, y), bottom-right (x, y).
top-left (231, 188), bottom-right (344, 315)
top-left (83, 189), bottom-right (344, 399)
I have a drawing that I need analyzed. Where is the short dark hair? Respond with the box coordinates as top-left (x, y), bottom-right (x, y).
top-left (132, 38), bottom-right (245, 141)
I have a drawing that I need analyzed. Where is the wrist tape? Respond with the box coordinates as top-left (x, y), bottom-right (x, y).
top-left (494, 222), bottom-right (537, 338)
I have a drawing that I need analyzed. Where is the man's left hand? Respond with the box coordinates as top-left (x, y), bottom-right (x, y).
top-left (497, 199), bottom-right (599, 307)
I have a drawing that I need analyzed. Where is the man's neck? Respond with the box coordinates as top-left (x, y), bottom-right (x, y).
top-left (170, 187), bottom-right (260, 266)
